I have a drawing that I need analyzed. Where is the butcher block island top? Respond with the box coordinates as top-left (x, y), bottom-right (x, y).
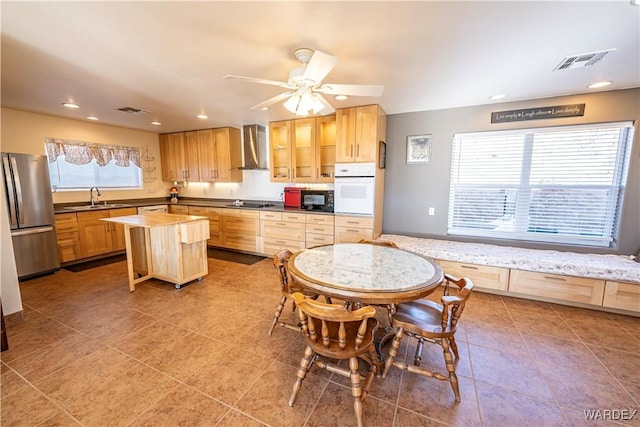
top-left (102, 213), bottom-right (210, 291)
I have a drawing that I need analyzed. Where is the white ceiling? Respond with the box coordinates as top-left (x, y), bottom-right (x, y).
top-left (1, 1), bottom-right (638, 134)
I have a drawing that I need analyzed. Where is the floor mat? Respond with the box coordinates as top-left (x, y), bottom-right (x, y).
top-left (207, 248), bottom-right (266, 265)
top-left (62, 254), bottom-right (127, 272)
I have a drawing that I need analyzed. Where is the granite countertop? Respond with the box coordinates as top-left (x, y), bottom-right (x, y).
top-left (54, 197), bottom-right (334, 215)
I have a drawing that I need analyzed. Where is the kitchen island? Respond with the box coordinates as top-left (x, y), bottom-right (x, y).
top-left (102, 213), bottom-right (209, 291)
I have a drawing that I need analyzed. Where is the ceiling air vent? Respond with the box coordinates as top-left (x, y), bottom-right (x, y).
top-left (117, 106), bottom-right (150, 115)
top-left (553, 49), bottom-right (615, 71)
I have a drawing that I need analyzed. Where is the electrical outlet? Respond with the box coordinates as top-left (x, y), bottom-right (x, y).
top-left (428, 207), bottom-right (435, 216)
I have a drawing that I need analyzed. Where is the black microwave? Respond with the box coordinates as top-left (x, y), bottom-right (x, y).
top-left (300, 190), bottom-right (334, 212)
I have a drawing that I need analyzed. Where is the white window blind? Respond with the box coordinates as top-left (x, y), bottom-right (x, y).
top-left (448, 122), bottom-right (634, 247)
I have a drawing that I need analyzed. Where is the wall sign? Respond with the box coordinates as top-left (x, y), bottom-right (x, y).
top-left (491, 104), bottom-right (585, 123)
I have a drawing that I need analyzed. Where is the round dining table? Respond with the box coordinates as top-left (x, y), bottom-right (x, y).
top-left (288, 243), bottom-right (444, 305)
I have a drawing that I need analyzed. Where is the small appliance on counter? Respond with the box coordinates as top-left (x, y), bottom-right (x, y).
top-left (169, 186), bottom-right (179, 204)
top-left (284, 186), bottom-right (307, 208)
top-left (301, 189), bottom-right (334, 212)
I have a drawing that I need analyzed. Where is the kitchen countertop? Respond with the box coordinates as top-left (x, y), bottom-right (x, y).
top-left (54, 197), bottom-right (335, 215)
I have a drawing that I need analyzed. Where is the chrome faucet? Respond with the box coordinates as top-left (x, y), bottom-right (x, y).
top-left (89, 186), bottom-right (101, 206)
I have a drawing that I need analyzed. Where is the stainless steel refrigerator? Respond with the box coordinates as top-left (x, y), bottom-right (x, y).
top-left (2, 152), bottom-right (59, 279)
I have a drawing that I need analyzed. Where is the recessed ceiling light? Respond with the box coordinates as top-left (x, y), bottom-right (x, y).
top-left (62, 102), bottom-right (80, 109)
top-left (588, 81), bottom-right (613, 89)
top-left (86, 116), bottom-right (100, 121)
top-left (489, 94), bottom-right (507, 100)
top-left (334, 95), bottom-right (348, 101)
top-left (150, 121), bottom-right (162, 126)
top-left (197, 114), bottom-right (208, 119)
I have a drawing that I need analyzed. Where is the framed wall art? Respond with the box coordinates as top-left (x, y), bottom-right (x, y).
top-left (406, 134), bottom-right (431, 164)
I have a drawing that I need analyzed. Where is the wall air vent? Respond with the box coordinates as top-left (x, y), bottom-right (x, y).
top-left (553, 49), bottom-right (615, 71)
top-left (117, 106), bottom-right (150, 115)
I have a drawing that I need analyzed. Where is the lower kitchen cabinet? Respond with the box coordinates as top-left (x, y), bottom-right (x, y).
top-left (509, 269), bottom-right (605, 305)
top-left (260, 211), bottom-right (306, 255)
top-left (305, 214), bottom-right (334, 248)
top-left (334, 215), bottom-right (374, 243)
top-left (77, 211), bottom-right (113, 258)
top-left (109, 208), bottom-right (138, 250)
top-left (221, 209), bottom-right (260, 252)
top-left (169, 205), bottom-right (190, 214)
top-left (54, 213), bottom-right (81, 263)
top-left (437, 260), bottom-right (509, 291)
top-left (188, 206), bottom-right (222, 246)
top-left (603, 281), bottom-right (640, 312)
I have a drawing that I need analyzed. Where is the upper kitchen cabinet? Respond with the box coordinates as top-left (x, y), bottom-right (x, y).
top-left (270, 120), bottom-right (293, 182)
top-left (196, 127), bottom-right (242, 182)
top-left (336, 105), bottom-right (386, 163)
top-left (160, 127), bottom-right (242, 183)
top-left (269, 115), bottom-right (336, 183)
top-left (159, 132), bottom-right (187, 181)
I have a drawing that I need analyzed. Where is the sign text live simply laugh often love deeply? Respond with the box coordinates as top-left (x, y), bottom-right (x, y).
top-left (491, 104), bottom-right (585, 123)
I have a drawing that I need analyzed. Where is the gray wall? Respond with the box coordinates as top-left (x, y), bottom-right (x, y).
top-left (383, 88), bottom-right (640, 255)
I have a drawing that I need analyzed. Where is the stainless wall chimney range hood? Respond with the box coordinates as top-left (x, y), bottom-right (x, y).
top-left (241, 124), bottom-right (267, 170)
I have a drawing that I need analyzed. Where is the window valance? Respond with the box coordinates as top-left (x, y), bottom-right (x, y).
top-left (44, 138), bottom-right (141, 168)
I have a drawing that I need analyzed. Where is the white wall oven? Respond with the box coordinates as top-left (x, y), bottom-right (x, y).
top-left (334, 163), bottom-right (376, 216)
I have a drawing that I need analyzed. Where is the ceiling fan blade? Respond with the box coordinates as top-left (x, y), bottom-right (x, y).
top-left (302, 50), bottom-right (338, 84)
top-left (223, 75), bottom-right (294, 89)
top-left (250, 92), bottom-right (293, 110)
top-left (315, 83), bottom-right (384, 97)
top-left (316, 94), bottom-right (335, 115)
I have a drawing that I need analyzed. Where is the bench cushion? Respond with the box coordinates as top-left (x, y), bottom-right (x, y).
top-left (380, 234), bottom-right (640, 284)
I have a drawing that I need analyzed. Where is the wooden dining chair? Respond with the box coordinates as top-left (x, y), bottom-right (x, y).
top-left (289, 292), bottom-right (380, 427)
top-left (382, 274), bottom-right (473, 401)
top-left (269, 249), bottom-right (318, 336)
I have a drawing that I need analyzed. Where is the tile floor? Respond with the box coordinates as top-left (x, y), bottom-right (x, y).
top-left (1, 255), bottom-right (639, 426)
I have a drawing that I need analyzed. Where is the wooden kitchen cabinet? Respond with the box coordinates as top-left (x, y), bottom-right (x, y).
top-left (509, 270), bottom-right (605, 305)
top-left (437, 260), bottom-right (509, 291)
top-left (270, 120), bottom-right (293, 182)
top-left (603, 281), bottom-right (640, 312)
top-left (260, 211), bottom-right (306, 255)
top-left (269, 115), bottom-right (337, 183)
top-left (305, 213), bottom-right (334, 247)
top-left (221, 209), bottom-right (260, 252)
top-left (196, 128), bottom-right (242, 182)
top-left (169, 205), bottom-right (189, 214)
top-left (55, 213), bottom-right (81, 263)
top-left (77, 211), bottom-right (113, 258)
top-left (109, 207), bottom-right (138, 251)
top-left (159, 132), bottom-right (187, 181)
top-left (336, 105), bottom-right (386, 163)
top-left (334, 215), bottom-right (374, 243)
top-left (188, 206), bottom-right (222, 246)
top-left (161, 128), bottom-right (242, 183)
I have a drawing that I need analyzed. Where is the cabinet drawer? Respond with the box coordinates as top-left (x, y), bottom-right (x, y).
top-left (509, 270), bottom-right (605, 305)
top-left (306, 214), bottom-right (334, 226)
top-left (334, 226), bottom-right (373, 243)
top-left (223, 208), bottom-right (260, 219)
top-left (603, 281), bottom-right (640, 312)
top-left (437, 260), bottom-right (509, 291)
top-left (263, 237), bottom-right (306, 255)
top-left (55, 212), bottom-right (77, 225)
top-left (222, 232), bottom-right (258, 252)
top-left (335, 215), bottom-right (374, 229)
top-left (180, 220), bottom-right (210, 244)
top-left (305, 224), bottom-right (333, 235)
top-left (56, 231), bottom-right (80, 263)
top-left (77, 210), bottom-right (110, 221)
top-left (261, 220), bottom-right (305, 241)
top-left (306, 233), bottom-right (334, 247)
top-left (169, 205), bottom-right (190, 214)
top-left (189, 206), bottom-right (221, 220)
top-left (222, 217), bottom-right (259, 234)
top-left (281, 212), bottom-right (305, 223)
top-left (260, 211), bottom-right (282, 221)
top-left (109, 207), bottom-right (137, 217)
top-left (209, 219), bottom-right (220, 233)
top-left (208, 232), bottom-right (222, 247)
top-left (55, 218), bottom-right (78, 233)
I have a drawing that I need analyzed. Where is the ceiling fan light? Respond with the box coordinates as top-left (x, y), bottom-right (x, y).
top-left (283, 93), bottom-right (301, 114)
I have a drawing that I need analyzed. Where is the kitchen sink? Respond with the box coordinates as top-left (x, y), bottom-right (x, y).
top-left (65, 203), bottom-right (132, 211)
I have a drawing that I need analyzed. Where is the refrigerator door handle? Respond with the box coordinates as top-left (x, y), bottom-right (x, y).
top-left (11, 226), bottom-right (55, 237)
top-left (2, 155), bottom-right (17, 227)
top-left (10, 157), bottom-right (24, 225)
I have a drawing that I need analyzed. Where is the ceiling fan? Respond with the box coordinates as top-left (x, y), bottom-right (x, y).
top-left (223, 48), bottom-right (384, 117)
